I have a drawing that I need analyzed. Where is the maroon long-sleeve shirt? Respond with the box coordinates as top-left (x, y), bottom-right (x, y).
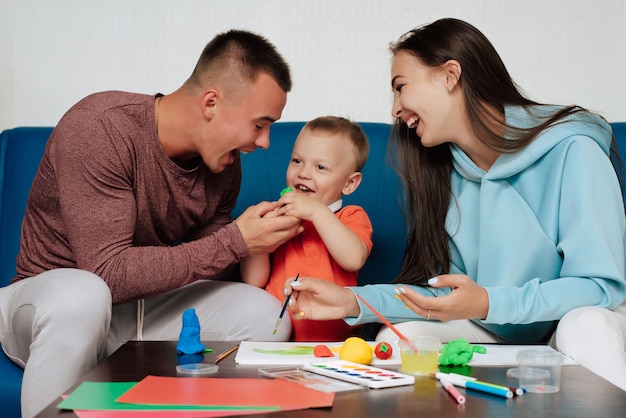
top-left (14, 91), bottom-right (249, 304)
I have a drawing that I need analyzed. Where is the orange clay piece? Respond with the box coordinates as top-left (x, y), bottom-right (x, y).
top-left (313, 344), bottom-right (334, 358)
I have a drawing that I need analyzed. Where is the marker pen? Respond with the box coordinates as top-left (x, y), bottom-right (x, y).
top-left (447, 373), bottom-right (524, 396)
top-left (440, 377), bottom-right (466, 405)
top-left (435, 372), bottom-right (513, 399)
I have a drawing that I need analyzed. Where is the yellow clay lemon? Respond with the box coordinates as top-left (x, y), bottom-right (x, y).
top-left (339, 337), bottom-right (373, 365)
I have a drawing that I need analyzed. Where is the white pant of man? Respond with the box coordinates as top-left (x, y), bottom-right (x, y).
top-left (0, 268), bottom-right (291, 418)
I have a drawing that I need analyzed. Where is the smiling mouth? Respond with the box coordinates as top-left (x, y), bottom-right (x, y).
top-left (295, 184), bottom-right (314, 193)
top-left (238, 147), bottom-right (258, 156)
top-left (407, 116), bottom-right (419, 128)
top-left (224, 150), bottom-right (239, 165)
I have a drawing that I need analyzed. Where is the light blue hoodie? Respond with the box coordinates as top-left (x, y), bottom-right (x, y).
top-left (348, 106), bottom-right (626, 343)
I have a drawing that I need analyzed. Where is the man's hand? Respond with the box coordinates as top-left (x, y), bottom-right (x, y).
top-left (235, 201), bottom-right (302, 254)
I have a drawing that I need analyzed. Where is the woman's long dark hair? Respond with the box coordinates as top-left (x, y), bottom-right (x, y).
top-left (390, 18), bottom-right (619, 285)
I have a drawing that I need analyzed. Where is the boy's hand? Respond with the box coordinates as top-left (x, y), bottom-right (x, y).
top-left (276, 192), bottom-right (328, 221)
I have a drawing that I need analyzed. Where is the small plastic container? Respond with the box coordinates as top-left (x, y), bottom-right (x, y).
top-left (516, 349), bottom-right (562, 393)
top-left (176, 363), bottom-right (219, 376)
top-left (399, 336), bottom-right (441, 376)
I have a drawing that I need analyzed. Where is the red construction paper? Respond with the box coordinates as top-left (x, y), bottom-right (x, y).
top-left (116, 376), bottom-right (334, 410)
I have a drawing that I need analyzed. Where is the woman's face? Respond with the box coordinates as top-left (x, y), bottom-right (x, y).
top-left (390, 50), bottom-right (457, 147)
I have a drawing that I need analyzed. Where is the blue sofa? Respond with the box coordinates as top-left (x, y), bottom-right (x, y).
top-left (2, 122), bottom-right (626, 416)
top-left (0, 122), bottom-right (406, 416)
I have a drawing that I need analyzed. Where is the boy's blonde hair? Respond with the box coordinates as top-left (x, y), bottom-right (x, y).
top-left (303, 116), bottom-right (369, 171)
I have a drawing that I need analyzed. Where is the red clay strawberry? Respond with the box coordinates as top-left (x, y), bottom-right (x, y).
top-left (374, 342), bottom-right (393, 360)
top-left (313, 344), bottom-right (334, 358)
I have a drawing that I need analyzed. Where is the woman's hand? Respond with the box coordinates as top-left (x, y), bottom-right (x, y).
top-left (285, 277), bottom-right (361, 320)
top-left (396, 274), bottom-right (489, 321)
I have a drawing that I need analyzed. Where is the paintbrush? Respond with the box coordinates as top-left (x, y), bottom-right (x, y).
top-left (273, 273), bottom-right (299, 335)
top-left (355, 293), bottom-right (413, 345)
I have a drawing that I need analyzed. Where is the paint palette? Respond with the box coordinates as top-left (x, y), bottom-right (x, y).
top-left (304, 360), bottom-right (415, 389)
top-left (258, 366), bottom-right (365, 392)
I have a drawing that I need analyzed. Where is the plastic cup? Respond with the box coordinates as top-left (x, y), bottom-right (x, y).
top-left (399, 336), bottom-right (441, 376)
top-left (517, 349), bottom-right (562, 393)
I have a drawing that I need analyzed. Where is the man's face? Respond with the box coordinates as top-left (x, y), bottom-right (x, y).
top-left (200, 72), bottom-right (287, 173)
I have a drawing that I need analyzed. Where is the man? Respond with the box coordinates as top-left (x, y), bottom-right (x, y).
top-left (0, 30), bottom-right (301, 417)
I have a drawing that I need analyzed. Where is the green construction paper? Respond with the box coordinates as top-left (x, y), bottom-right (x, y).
top-left (57, 381), bottom-right (279, 412)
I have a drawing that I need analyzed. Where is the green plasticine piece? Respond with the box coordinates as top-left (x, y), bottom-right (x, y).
top-left (438, 337), bottom-right (486, 366)
top-left (473, 345), bottom-right (487, 354)
top-left (280, 187), bottom-right (293, 197)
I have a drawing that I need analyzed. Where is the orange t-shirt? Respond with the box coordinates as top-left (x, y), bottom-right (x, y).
top-left (264, 205), bottom-right (373, 341)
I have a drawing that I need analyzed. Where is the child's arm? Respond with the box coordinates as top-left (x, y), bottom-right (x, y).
top-left (310, 208), bottom-right (370, 271)
top-left (240, 253), bottom-right (271, 288)
top-left (277, 193), bottom-right (370, 271)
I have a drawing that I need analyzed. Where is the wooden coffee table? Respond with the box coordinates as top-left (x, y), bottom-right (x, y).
top-left (37, 341), bottom-right (626, 417)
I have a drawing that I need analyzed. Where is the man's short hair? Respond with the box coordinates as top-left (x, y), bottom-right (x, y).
top-left (187, 29), bottom-right (291, 93)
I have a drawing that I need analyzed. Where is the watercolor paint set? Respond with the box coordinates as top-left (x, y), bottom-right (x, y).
top-left (303, 360), bottom-right (415, 389)
top-left (258, 365), bottom-right (365, 392)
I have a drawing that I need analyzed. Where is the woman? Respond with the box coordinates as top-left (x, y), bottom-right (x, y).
top-left (287, 18), bottom-right (626, 390)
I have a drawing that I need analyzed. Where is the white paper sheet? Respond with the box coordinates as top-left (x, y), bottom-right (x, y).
top-left (234, 341), bottom-right (577, 367)
top-left (235, 341), bottom-right (401, 366)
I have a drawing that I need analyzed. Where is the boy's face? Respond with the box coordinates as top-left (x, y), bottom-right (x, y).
top-left (286, 128), bottom-right (360, 206)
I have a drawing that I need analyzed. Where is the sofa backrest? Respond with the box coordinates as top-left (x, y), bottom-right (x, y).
top-left (613, 122), bottom-right (626, 197)
top-left (0, 127), bottom-right (53, 286)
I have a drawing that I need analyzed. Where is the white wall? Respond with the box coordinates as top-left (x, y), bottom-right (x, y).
top-left (1, 0), bottom-right (625, 133)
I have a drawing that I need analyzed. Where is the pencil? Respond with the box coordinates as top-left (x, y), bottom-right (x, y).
top-left (214, 344), bottom-right (239, 364)
top-left (273, 273), bottom-right (299, 335)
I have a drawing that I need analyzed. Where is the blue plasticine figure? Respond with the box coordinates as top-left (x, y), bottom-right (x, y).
top-left (438, 337), bottom-right (487, 366)
top-left (176, 308), bottom-right (206, 355)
